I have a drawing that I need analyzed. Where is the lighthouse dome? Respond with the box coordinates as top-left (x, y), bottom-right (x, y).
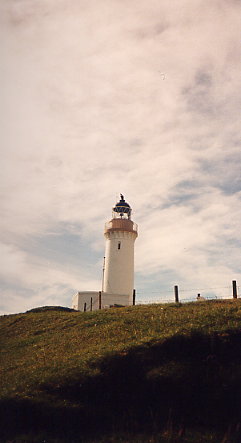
top-left (113, 194), bottom-right (131, 218)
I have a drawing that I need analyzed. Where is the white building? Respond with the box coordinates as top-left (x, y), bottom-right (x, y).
top-left (72, 195), bottom-right (138, 311)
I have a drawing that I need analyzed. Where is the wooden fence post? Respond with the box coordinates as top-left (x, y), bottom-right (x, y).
top-left (90, 297), bottom-right (93, 312)
top-left (133, 289), bottom-right (136, 306)
top-left (232, 280), bottom-right (238, 299)
top-left (84, 302), bottom-right (87, 312)
top-left (99, 291), bottom-right (102, 310)
top-left (174, 285), bottom-right (179, 303)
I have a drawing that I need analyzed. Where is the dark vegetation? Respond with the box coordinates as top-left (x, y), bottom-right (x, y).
top-left (26, 306), bottom-right (76, 313)
top-left (1, 300), bottom-right (241, 442)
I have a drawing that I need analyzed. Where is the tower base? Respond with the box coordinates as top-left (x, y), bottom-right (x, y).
top-left (72, 291), bottom-right (132, 312)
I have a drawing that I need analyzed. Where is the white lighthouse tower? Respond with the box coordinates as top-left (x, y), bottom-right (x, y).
top-left (103, 194), bottom-right (138, 304)
top-left (72, 194), bottom-right (138, 311)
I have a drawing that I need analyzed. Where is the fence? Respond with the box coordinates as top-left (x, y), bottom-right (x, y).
top-left (81, 281), bottom-right (240, 311)
top-left (135, 280), bottom-right (239, 305)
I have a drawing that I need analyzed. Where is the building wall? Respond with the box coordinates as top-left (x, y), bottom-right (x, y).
top-left (103, 230), bottom-right (136, 299)
top-left (72, 291), bottom-right (131, 312)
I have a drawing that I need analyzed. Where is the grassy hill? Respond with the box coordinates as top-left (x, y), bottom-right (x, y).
top-left (1, 300), bottom-right (241, 442)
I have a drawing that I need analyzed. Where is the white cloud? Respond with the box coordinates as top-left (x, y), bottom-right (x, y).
top-left (0, 240), bottom-right (101, 314)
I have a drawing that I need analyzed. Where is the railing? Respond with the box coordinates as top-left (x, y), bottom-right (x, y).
top-left (105, 219), bottom-right (138, 234)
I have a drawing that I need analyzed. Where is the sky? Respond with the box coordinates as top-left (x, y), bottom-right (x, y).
top-left (1, 0), bottom-right (241, 314)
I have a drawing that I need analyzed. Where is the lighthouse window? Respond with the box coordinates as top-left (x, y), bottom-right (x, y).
top-left (118, 242), bottom-right (121, 250)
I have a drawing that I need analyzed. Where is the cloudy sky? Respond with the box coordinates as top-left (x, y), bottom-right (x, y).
top-left (1, 0), bottom-right (241, 314)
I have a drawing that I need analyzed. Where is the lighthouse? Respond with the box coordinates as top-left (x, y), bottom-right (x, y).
top-left (72, 194), bottom-right (138, 311)
top-left (103, 194), bottom-right (138, 304)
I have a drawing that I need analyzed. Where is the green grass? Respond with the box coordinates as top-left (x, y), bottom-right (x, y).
top-left (1, 300), bottom-right (241, 442)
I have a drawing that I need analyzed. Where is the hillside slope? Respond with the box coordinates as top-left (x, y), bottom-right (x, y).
top-left (1, 300), bottom-right (241, 442)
